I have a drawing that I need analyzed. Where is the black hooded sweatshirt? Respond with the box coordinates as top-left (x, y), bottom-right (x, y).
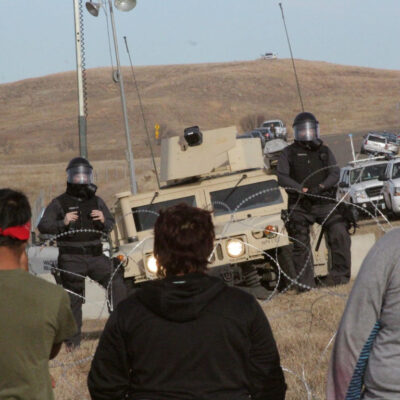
top-left (88, 273), bottom-right (286, 400)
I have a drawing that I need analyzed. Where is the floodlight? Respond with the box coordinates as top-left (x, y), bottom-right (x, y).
top-left (115, 0), bottom-right (136, 12)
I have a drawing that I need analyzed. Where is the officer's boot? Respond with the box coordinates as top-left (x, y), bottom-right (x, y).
top-left (241, 264), bottom-right (272, 300)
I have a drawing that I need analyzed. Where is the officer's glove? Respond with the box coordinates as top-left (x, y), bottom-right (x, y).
top-left (308, 185), bottom-right (324, 196)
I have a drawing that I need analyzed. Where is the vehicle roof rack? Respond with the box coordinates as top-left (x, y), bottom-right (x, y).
top-left (348, 155), bottom-right (390, 166)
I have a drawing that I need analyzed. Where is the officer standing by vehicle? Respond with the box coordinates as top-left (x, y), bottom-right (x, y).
top-left (276, 112), bottom-right (351, 291)
top-left (38, 157), bottom-right (127, 349)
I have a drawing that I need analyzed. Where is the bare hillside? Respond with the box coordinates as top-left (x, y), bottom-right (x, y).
top-left (1, 59), bottom-right (400, 204)
top-left (1, 59), bottom-right (400, 166)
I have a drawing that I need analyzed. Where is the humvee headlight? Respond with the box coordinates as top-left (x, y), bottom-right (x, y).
top-left (226, 238), bottom-right (245, 258)
top-left (264, 225), bottom-right (278, 239)
top-left (146, 254), bottom-right (158, 274)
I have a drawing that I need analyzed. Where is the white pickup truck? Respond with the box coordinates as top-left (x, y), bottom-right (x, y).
top-left (261, 119), bottom-right (287, 141)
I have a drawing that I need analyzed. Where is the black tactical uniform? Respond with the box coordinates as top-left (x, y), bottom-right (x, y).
top-left (38, 157), bottom-right (127, 348)
top-left (277, 112), bottom-right (351, 290)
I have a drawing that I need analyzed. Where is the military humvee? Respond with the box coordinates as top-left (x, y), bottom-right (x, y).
top-left (110, 126), bottom-right (328, 294)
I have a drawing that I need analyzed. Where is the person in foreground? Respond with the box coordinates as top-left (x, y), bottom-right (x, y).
top-left (88, 203), bottom-right (286, 400)
top-left (0, 188), bottom-right (76, 400)
top-left (327, 228), bottom-right (400, 399)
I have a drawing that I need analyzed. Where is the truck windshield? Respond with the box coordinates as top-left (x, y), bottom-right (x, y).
top-left (368, 136), bottom-right (386, 144)
top-left (210, 180), bottom-right (283, 216)
top-left (132, 196), bottom-right (196, 232)
top-left (350, 164), bottom-right (387, 184)
top-left (263, 121), bottom-right (281, 128)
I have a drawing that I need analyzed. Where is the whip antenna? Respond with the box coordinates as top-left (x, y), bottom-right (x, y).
top-left (123, 36), bottom-right (161, 190)
top-left (279, 2), bottom-right (304, 112)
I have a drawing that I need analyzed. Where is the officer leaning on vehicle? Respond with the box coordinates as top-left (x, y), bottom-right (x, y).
top-left (276, 112), bottom-right (351, 291)
top-left (38, 157), bottom-right (127, 350)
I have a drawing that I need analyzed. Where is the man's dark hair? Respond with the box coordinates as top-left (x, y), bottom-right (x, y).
top-left (0, 189), bottom-right (31, 248)
top-left (154, 203), bottom-right (215, 277)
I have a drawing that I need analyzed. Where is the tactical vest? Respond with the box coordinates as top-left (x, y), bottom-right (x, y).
top-left (287, 142), bottom-right (330, 202)
top-left (57, 193), bottom-right (103, 243)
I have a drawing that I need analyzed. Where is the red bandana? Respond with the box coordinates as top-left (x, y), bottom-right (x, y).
top-left (0, 221), bottom-right (31, 240)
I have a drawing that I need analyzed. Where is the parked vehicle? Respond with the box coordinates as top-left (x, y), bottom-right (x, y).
top-left (238, 128), bottom-right (275, 149)
top-left (360, 132), bottom-right (399, 156)
top-left (337, 158), bottom-right (389, 216)
top-left (261, 120), bottom-right (287, 141)
top-left (263, 139), bottom-right (289, 170)
top-left (111, 126), bottom-right (330, 292)
top-left (381, 157), bottom-right (400, 216)
top-left (261, 52), bottom-right (277, 60)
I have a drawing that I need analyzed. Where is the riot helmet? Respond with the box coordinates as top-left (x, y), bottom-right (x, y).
top-left (293, 112), bottom-right (320, 142)
top-left (66, 157), bottom-right (94, 185)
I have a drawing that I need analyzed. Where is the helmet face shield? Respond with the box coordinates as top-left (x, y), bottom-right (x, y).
top-left (67, 165), bottom-right (93, 184)
top-left (293, 121), bottom-right (320, 141)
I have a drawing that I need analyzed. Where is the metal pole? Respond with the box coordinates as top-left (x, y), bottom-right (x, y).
top-left (108, 0), bottom-right (138, 194)
top-left (348, 133), bottom-right (356, 161)
top-left (73, 0), bottom-right (88, 158)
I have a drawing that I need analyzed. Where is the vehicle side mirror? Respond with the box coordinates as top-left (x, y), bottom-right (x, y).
top-left (379, 175), bottom-right (389, 181)
top-left (339, 182), bottom-right (349, 188)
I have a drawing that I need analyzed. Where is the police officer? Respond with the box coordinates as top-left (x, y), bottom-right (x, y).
top-left (276, 112), bottom-right (351, 291)
top-left (38, 157), bottom-right (127, 349)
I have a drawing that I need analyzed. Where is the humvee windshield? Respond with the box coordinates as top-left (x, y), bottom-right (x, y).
top-left (132, 195), bottom-right (196, 232)
top-left (210, 180), bottom-right (283, 216)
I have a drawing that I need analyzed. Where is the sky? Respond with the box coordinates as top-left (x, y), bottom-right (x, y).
top-left (0, 0), bottom-right (400, 84)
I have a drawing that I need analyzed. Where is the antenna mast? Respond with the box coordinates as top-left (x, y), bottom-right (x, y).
top-left (123, 36), bottom-right (161, 189)
top-left (279, 2), bottom-right (305, 112)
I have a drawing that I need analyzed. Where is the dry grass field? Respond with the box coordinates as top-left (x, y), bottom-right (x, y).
top-left (48, 218), bottom-right (397, 400)
top-left (2, 59), bottom-right (399, 398)
top-left (49, 284), bottom-right (352, 400)
top-left (1, 58), bottom-right (400, 207)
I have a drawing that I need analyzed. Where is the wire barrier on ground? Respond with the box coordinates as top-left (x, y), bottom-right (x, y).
top-left (29, 164), bottom-right (392, 400)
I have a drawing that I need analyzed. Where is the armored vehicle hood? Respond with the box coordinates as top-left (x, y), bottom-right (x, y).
top-left (160, 126), bottom-right (263, 185)
top-left (135, 273), bottom-right (225, 322)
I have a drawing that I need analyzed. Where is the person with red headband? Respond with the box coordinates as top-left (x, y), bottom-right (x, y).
top-left (0, 188), bottom-right (76, 400)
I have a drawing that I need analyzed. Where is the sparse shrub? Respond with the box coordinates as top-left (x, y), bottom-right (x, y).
top-left (58, 133), bottom-right (77, 151)
top-left (159, 123), bottom-right (177, 139)
top-left (2, 138), bottom-right (14, 154)
top-left (239, 113), bottom-right (265, 133)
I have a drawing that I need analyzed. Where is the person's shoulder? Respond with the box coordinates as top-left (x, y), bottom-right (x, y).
top-left (282, 143), bottom-right (294, 152)
top-left (94, 196), bottom-right (107, 206)
top-left (379, 227), bottom-right (400, 245)
top-left (216, 285), bottom-right (259, 310)
top-left (320, 143), bottom-right (331, 152)
top-left (52, 193), bottom-right (66, 205)
top-left (207, 286), bottom-right (262, 323)
top-left (115, 291), bottom-right (144, 314)
top-left (24, 273), bottom-right (66, 300)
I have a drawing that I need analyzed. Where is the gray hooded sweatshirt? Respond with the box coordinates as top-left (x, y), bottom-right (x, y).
top-left (327, 228), bottom-right (400, 399)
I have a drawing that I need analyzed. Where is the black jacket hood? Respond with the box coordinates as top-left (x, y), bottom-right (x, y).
top-left (136, 273), bottom-right (226, 322)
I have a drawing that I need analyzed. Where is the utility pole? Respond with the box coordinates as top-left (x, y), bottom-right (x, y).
top-left (73, 0), bottom-right (88, 158)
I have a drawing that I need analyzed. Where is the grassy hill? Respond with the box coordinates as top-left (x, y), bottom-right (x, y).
top-left (1, 58), bottom-right (399, 204)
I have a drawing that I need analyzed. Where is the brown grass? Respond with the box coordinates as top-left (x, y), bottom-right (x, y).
top-left (3, 59), bottom-right (398, 398)
top-left (2, 58), bottom-right (400, 210)
top-left (1, 59), bottom-right (400, 168)
top-left (49, 285), bottom-right (352, 400)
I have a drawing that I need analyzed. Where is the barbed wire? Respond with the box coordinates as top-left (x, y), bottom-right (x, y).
top-left (28, 163), bottom-right (393, 399)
